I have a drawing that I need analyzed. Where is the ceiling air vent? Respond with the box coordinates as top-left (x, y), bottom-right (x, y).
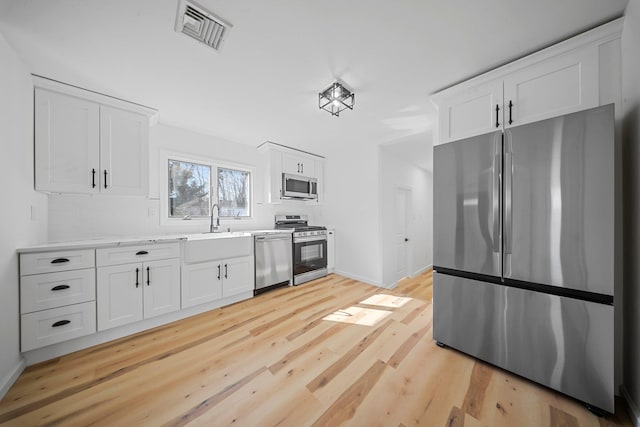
top-left (175, 0), bottom-right (232, 51)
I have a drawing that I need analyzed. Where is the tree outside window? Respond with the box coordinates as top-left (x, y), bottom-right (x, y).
top-left (218, 167), bottom-right (251, 218)
top-left (168, 160), bottom-right (211, 218)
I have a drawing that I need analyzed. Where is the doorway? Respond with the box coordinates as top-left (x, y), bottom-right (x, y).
top-left (395, 186), bottom-right (411, 283)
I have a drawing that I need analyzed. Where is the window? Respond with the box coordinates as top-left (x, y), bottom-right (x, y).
top-left (166, 158), bottom-right (252, 220)
top-left (218, 167), bottom-right (251, 218)
top-left (168, 160), bottom-right (211, 218)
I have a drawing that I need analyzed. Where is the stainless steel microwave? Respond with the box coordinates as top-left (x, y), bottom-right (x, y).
top-left (282, 173), bottom-right (318, 200)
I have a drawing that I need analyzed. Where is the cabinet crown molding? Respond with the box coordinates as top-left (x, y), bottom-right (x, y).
top-left (430, 17), bottom-right (623, 107)
top-left (32, 75), bottom-right (158, 123)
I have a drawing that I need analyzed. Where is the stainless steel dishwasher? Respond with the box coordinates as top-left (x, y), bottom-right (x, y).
top-left (254, 231), bottom-right (293, 295)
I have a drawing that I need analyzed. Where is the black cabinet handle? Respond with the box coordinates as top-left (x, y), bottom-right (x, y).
top-left (51, 258), bottom-right (70, 264)
top-left (301, 163), bottom-right (304, 174)
top-left (104, 170), bottom-right (108, 188)
top-left (92, 168), bottom-right (96, 188)
top-left (508, 100), bottom-right (513, 125)
top-left (51, 284), bottom-right (70, 291)
top-left (135, 267), bottom-right (140, 288)
top-left (217, 264), bottom-right (221, 280)
top-left (136, 250), bottom-right (149, 256)
top-left (495, 104), bottom-right (500, 128)
top-left (297, 163), bottom-right (300, 173)
top-left (146, 266), bottom-right (150, 286)
top-left (224, 264), bottom-right (228, 279)
top-left (52, 320), bottom-right (70, 328)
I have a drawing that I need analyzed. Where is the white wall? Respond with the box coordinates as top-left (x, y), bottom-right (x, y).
top-left (379, 147), bottom-right (433, 287)
top-left (321, 141), bottom-right (382, 285)
top-left (48, 124), bottom-right (321, 241)
top-left (0, 33), bottom-right (48, 397)
top-left (621, 0), bottom-right (640, 423)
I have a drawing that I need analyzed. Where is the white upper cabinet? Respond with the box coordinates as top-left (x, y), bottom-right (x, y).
top-left (99, 106), bottom-right (150, 195)
top-left (437, 80), bottom-right (503, 143)
top-left (503, 46), bottom-right (599, 128)
top-left (35, 89), bottom-right (100, 193)
top-left (34, 77), bottom-right (156, 195)
top-left (432, 18), bottom-right (622, 145)
top-left (257, 141), bottom-right (324, 204)
top-left (282, 152), bottom-right (315, 177)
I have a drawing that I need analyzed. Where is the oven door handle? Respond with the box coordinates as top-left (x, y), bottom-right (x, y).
top-left (294, 235), bottom-right (327, 244)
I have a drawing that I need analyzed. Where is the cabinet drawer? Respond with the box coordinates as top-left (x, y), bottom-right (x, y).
top-left (96, 243), bottom-right (180, 267)
top-left (20, 249), bottom-right (95, 275)
top-left (21, 301), bottom-right (96, 351)
top-left (21, 269), bottom-right (96, 314)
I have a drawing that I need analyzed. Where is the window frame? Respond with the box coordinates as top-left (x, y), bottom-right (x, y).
top-left (160, 151), bottom-right (255, 227)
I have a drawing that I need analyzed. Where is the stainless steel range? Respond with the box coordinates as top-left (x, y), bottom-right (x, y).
top-left (275, 214), bottom-right (327, 285)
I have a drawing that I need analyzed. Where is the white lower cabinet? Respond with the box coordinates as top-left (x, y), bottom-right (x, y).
top-left (21, 301), bottom-right (96, 352)
top-left (96, 244), bottom-right (181, 331)
top-left (221, 256), bottom-right (253, 298)
top-left (97, 258), bottom-right (180, 331)
top-left (19, 248), bottom-right (97, 351)
top-left (182, 255), bottom-right (253, 308)
top-left (181, 261), bottom-right (223, 308)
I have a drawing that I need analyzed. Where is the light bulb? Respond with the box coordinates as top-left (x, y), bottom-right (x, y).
top-left (333, 84), bottom-right (342, 99)
top-left (332, 99), bottom-right (340, 107)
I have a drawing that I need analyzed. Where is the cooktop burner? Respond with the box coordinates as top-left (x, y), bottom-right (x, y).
top-left (274, 214), bottom-right (326, 233)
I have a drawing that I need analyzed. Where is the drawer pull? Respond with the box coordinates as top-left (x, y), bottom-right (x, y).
top-left (51, 284), bottom-right (71, 291)
top-left (52, 320), bottom-right (71, 328)
top-left (147, 266), bottom-right (151, 286)
top-left (51, 258), bottom-right (70, 264)
top-left (136, 250), bottom-right (149, 256)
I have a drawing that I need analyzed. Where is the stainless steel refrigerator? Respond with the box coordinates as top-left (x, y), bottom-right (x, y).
top-left (433, 103), bottom-right (614, 413)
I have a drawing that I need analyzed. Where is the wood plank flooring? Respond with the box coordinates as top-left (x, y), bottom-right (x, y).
top-left (0, 272), bottom-right (632, 426)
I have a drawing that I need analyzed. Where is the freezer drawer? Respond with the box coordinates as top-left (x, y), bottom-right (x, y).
top-left (433, 272), bottom-right (613, 412)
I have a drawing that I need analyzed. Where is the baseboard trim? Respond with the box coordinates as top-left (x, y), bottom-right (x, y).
top-left (411, 264), bottom-right (433, 277)
top-left (0, 358), bottom-right (25, 399)
top-left (333, 270), bottom-right (383, 288)
top-left (622, 385), bottom-right (640, 427)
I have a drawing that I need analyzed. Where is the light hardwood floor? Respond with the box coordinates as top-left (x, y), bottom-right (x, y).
top-left (0, 272), bottom-right (632, 426)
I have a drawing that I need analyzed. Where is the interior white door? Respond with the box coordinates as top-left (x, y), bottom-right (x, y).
top-left (395, 187), bottom-right (410, 282)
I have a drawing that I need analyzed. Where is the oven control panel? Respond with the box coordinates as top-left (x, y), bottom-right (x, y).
top-left (295, 230), bottom-right (327, 237)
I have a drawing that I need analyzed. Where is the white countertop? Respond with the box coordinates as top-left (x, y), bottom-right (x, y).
top-left (15, 230), bottom-right (289, 253)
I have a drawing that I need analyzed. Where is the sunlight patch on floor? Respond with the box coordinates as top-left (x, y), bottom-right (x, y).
top-left (359, 294), bottom-right (412, 308)
top-left (322, 306), bottom-right (392, 326)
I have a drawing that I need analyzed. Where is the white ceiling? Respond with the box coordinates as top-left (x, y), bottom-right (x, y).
top-left (0, 0), bottom-right (629, 167)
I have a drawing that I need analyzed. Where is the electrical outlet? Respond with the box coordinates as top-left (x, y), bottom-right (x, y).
top-left (148, 207), bottom-right (158, 217)
top-left (30, 205), bottom-right (37, 221)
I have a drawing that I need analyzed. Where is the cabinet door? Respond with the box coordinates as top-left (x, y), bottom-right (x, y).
top-left (222, 256), bottom-right (253, 298)
top-left (181, 261), bottom-right (223, 308)
top-left (503, 46), bottom-right (598, 128)
top-left (99, 106), bottom-right (149, 195)
top-left (142, 259), bottom-right (181, 319)
top-left (97, 264), bottom-right (143, 331)
top-left (282, 153), bottom-right (315, 177)
top-left (35, 88), bottom-right (100, 193)
top-left (437, 80), bottom-right (503, 144)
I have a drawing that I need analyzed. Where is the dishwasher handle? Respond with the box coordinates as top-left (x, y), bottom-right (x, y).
top-left (255, 235), bottom-right (291, 242)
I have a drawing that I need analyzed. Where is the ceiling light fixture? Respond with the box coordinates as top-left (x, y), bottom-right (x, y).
top-left (318, 81), bottom-right (355, 117)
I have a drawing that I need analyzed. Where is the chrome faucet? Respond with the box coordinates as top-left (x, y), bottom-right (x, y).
top-left (210, 203), bottom-right (220, 233)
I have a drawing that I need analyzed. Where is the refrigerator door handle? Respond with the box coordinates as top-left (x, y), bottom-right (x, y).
top-left (504, 151), bottom-right (513, 256)
top-left (492, 153), bottom-right (500, 253)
